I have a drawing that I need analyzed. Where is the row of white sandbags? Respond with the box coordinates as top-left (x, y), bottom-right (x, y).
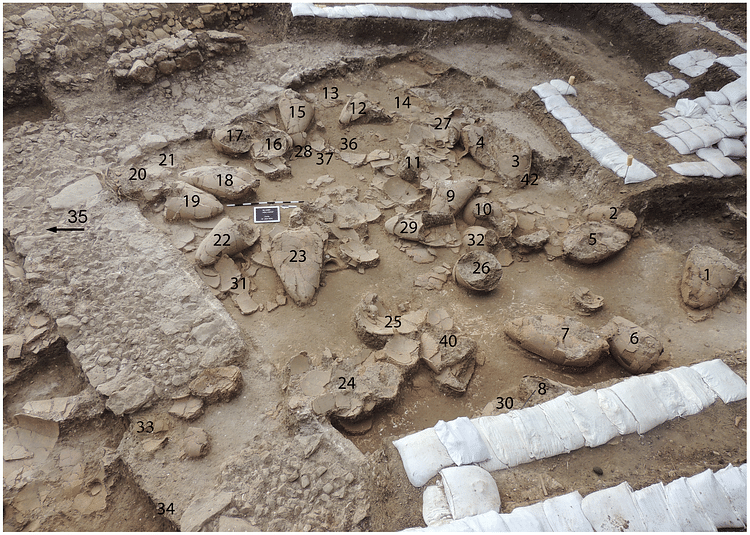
top-left (394, 359), bottom-right (746, 487)
top-left (413, 463), bottom-right (747, 531)
top-left (669, 49), bottom-right (718, 77)
top-left (668, 148), bottom-right (744, 178)
top-left (532, 81), bottom-right (656, 184)
top-left (650, 80), bottom-right (746, 177)
top-left (669, 50), bottom-right (747, 78)
top-left (661, 92), bottom-right (747, 123)
top-left (636, 3), bottom-right (747, 50)
top-left (291, 3), bottom-right (511, 21)
top-left (716, 53), bottom-right (748, 76)
top-left (654, 90), bottom-right (747, 141)
top-left (644, 71), bottom-right (689, 97)
top-left (652, 101), bottom-right (746, 175)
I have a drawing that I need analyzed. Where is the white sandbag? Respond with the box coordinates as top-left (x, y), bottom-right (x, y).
top-left (662, 117), bottom-right (691, 133)
top-left (581, 482), bottom-right (647, 531)
top-left (696, 147), bottom-right (729, 160)
top-left (542, 491), bottom-right (594, 532)
top-left (706, 90), bottom-right (731, 106)
top-left (596, 388), bottom-right (638, 435)
top-left (686, 469), bottom-right (744, 528)
top-left (676, 129), bottom-right (707, 151)
top-left (731, 108), bottom-right (747, 126)
top-left (538, 391), bottom-right (586, 453)
top-left (632, 482), bottom-right (683, 531)
top-left (692, 125), bottom-right (725, 146)
top-left (560, 115), bottom-right (594, 134)
top-left (423, 485), bottom-right (453, 527)
top-left (472, 415), bottom-right (532, 468)
top-left (664, 477), bottom-right (717, 531)
top-left (501, 503), bottom-right (551, 532)
top-left (290, 3), bottom-right (316, 16)
top-left (621, 160), bottom-right (657, 184)
top-left (708, 104), bottom-right (736, 122)
top-left (608, 376), bottom-right (672, 434)
top-left (471, 420), bottom-right (508, 472)
top-left (669, 52), bottom-right (697, 72)
top-left (690, 49), bottom-right (718, 63)
top-left (440, 465), bottom-right (501, 521)
top-left (675, 98), bottom-right (705, 117)
top-left (532, 82), bottom-right (560, 99)
top-left (665, 135), bottom-right (692, 155)
top-left (716, 55), bottom-right (745, 68)
top-left (569, 129), bottom-right (605, 150)
top-left (660, 106), bottom-right (679, 118)
top-left (542, 94), bottom-right (569, 112)
top-left (549, 79), bottom-right (577, 96)
top-left (600, 147), bottom-right (629, 169)
top-left (420, 518), bottom-right (474, 532)
top-left (645, 71), bottom-right (672, 87)
top-left (650, 124), bottom-right (673, 138)
top-left (714, 464), bottom-right (747, 525)
top-left (639, 371), bottom-right (689, 419)
top-left (638, 3), bottom-right (675, 25)
top-left (434, 417), bottom-right (491, 466)
top-left (664, 366), bottom-right (718, 414)
top-left (690, 359), bottom-right (747, 403)
top-left (586, 135), bottom-right (621, 162)
top-left (741, 464), bottom-right (747, 479)
top-left (682, 64), bottom-right (709, 77)
top-left (714, 120), bottom-right (747, 139)
top-left (394, 428), bottom-right (455, 487)
top-left (511, 406), bottom-right (566, 460)
top-left (669, 161), bottom-right (723, 178)
top-left (695, 95), bottom-right (713, 111)
top-left (474, 435), bottom-right (508, 472)
top-left (682, 116), bottom-right (710, 128)
top-left (661, 78), bottom-right (689, 96)
top-left (696, 148), bottom-right (744, 177)
top-left (720, 78), bottom-right (748, 105)
top-left (563, 389), bottom-right (619, 447)
top-left (461, 511), bottom-right (510, 532)
top-left (550, 105), bottom-right (580, 121)
top-left (706, 106), bottom-right (739, 124)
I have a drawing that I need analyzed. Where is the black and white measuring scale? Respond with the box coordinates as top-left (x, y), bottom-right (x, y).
top-left (226, 200), bottom-right (305, 224)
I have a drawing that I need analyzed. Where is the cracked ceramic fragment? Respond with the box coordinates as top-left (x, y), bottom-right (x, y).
top-left (453, 250), bottom-right (503, 292)
top-left (165, 182), bottom-right (224, 221)
top-left (279, 91), bottom-right (315, 134)
top-left (270, 226), bottom-right (325, 305)
top-left (180, 165), bottom-right (260, 201)
top-left (504, 315), bottom-right (609, 367)
top-left (194, 217), bottom-right (260, 266)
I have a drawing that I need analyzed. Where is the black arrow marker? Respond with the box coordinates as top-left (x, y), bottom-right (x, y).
top-left (47, 227), bottom-right (85, 233)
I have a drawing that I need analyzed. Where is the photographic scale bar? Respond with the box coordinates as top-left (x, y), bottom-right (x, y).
top-left (226, 201), bottom-right (306, 224)
top-left (226, 201), bottom-right (305, 207)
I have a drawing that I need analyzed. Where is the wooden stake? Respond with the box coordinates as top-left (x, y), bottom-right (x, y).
top-left (624, 154), bottom-right (633, 181)
top-left (568, 75), bottom-right (576, 86)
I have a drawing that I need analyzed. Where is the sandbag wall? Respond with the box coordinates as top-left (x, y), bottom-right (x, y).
top-left (532, 81), bottom-right (657, 184)
top-left (291, 3), bottom-right (511, 21)
top-left (393, 359), bottom-right (746, 487)
top-left (409, 463), bottom-right (747, 532)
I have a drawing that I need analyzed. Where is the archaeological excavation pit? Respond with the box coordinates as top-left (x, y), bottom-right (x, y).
top-left (3, 2), bottom-right (747, 532)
